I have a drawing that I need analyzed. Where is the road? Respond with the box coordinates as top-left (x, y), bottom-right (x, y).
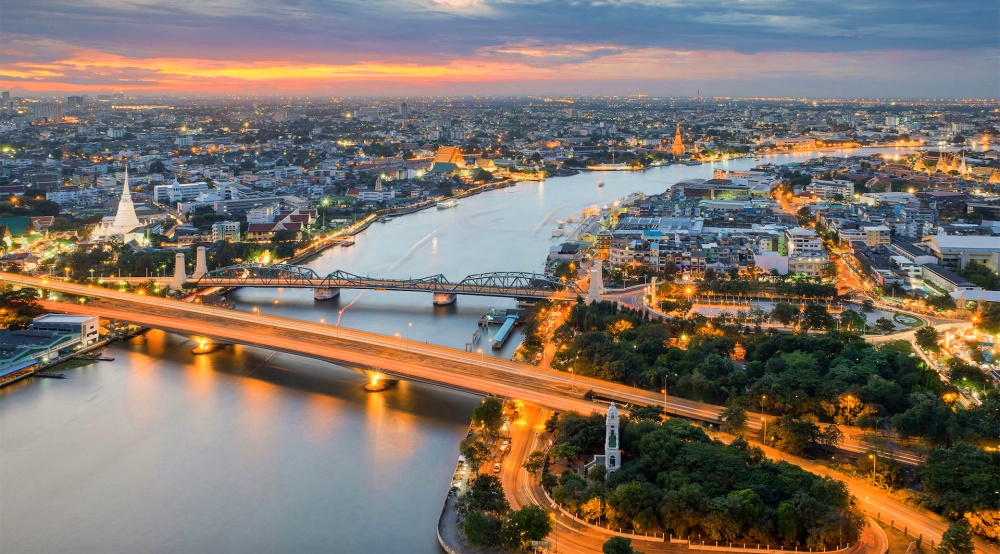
top-left (501, 408), bottom-right (899, 554)
top-left (8, 272), bottom-right (924, 465)
top-left (500, 405), bottom-right (688, 553)
top-left (10, 274), bottom-right (979, 550)
top-left (754, 440), bottom-right (999, 553)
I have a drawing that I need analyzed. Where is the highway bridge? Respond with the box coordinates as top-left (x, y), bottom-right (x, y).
top-left (2, 273), bottom-right (921, 466)
top-left (188, 263), bottom-right (586, 304)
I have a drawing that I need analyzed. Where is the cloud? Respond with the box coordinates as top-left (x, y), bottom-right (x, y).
top-left (0, 0), bottom-right (996, 95)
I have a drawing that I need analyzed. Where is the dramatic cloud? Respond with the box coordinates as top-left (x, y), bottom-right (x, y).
top-left (0, 0), bottom-right (997, 96)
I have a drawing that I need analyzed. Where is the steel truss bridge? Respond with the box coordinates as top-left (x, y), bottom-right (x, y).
top-left (190, 263), bottom-right (585, 299)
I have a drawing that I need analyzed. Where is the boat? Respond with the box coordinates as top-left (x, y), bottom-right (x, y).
top-left (436, 199), bottom-right (459, 210)
top-left (551, 229), bottom-right (565, 238)
top-left (597, 180), bottom-right (605, 187)
top-left (685, 160), bottom-right (703, 166)
top-left (340, 239), bottom-right (355, 247)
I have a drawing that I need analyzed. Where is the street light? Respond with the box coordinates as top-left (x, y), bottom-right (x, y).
top-left (662, 375), bottom-right (668, 417)
top-left (870, 452), bottom-right (877, 485)
top-left (761, 394), bottom-right (767, 446)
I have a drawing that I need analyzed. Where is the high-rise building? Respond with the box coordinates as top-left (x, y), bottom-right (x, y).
top-left (66, 95), bottom-right (85, 108)
top-left (32, 102), bottom-right (62, 122)
top-left (399, 102), bottom-right (409, 119)
top-left (1, 91), bottom-right (9, 110)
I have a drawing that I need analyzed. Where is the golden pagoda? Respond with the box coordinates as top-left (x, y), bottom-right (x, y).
top-left (670, 123), bottom-right (685, 156)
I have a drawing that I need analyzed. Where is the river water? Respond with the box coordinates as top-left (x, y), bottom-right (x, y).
top-left (0, 147), bottom-right (921, 553)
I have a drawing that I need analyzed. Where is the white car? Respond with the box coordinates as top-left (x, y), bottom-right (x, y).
top-left (493, 462), bottom-right (502, 473)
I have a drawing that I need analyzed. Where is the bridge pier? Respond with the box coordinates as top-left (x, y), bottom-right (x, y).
top-left (433, 293), bottom-right (457, 305)
top-left (587, 259), bottom-right (604, 303)
top-left (314, 287), bottom-right (341, 300)
top-left (192, 246), bottom-right (208, 280)
top-left (171, 253), bottom-right (187, 289)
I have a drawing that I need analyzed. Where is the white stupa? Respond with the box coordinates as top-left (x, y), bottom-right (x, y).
top-left (92, 166), bottom-right (142, 241)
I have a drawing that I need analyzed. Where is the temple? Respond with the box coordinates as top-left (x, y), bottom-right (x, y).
top-left (91, 166), bottom-right (143, 242)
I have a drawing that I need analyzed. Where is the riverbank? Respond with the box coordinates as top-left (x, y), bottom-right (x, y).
top-left (0, 326), bottom-right (144, 389)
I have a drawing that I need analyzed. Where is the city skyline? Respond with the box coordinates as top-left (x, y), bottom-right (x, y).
top-left (1, 0), bottom-right (998, 97)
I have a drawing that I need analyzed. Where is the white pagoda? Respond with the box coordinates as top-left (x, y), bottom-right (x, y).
top-left (91, 166), bottom-right (142, 241)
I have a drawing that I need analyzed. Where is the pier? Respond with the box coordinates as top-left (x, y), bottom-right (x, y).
top-left (491, 314), bottom-right (519, 350)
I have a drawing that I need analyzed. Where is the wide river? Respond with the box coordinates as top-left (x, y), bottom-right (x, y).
top-left (0, 147), bottom-right (921, 553)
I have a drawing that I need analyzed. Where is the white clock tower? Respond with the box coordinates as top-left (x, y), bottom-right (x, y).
top-left (605, 402), bottom-right (620, 473)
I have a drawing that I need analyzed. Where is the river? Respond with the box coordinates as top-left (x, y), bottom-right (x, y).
top-left (0, 146), bottom-right (922, 553)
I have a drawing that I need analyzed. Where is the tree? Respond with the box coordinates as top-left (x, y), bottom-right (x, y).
top-left (603, 536), bottom-right (642, 554)
top-left (549, 443), bottom-right (582, 461)
top-left (500, 505), bottom-right (552, 550)
top-left (460, 436), bottom-right (490, 473)
top-left (770, 302), bottom-right (799, 326)
top-left (873, 317), bottom-right (895, 333)
top-left (149, 160), bottom-right (166, 174)
top-left (522, 450), bottom-right (545, 475)
top-left (455, 474), bottom-right (510, 516)
top-left (801, 304), bottom-right (835, 331)
top-left (472, 397), bottom-right (505, 435)
top-left (937, 522), bottom-right (975, 554)
top-left (915, 326), bottom-right (941, 352)
top-left (720, 404), bottom-right (748, 436)
top-left (840, 309), bottom-right (866, 331)
top-left (462, 510), bottom-right (501, 548)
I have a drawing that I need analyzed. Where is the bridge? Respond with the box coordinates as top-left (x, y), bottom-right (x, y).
top-left (2, 273), bottom-right (921, 466)
top-left (189, 263), bottom-right (586, 304)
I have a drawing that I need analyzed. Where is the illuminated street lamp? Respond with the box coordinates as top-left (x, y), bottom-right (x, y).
top-left (870, 452), bottom-right (877, 485)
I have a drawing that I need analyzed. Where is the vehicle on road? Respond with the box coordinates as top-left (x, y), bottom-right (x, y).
top-left (493, 462), bottom-right (502, 473)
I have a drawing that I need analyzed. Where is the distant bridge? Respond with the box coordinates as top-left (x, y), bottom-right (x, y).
top-left (189, 263), bottom-right (586, 304)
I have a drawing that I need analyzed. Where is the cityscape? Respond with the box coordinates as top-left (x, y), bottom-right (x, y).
top-left (1, 2), bottom-right (999, 554)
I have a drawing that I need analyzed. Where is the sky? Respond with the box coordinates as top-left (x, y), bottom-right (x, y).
top-left (1, 0), bottom-right (998, 97)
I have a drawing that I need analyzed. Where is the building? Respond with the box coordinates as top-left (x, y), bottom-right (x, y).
top-left (923, 235), bottom-right (1000, 272)
top-left (788, 251), bottom-right (830, 277)
top-left (153, 182), bottom-right (209, 203)
top-left (29, 315), bottom-right (100, 346)
top-left (805, 179), bottom-right (854, 200)
top-left (0, 315), bottom-right (99, 375)
top-left (90, 167), bottom-right (143, 241)
top-left (863, 225), bottom-right (891, 247)
top-left (921, 263), bottom-right (983, 294)
top-left (889, 239), bottom-right (937, 266)
top-left (427, 146), bottom-right (468, 175)
top-left (211, 221), bottom-right (241, 242)
top-left (31, 102), bottom-right (62, 123)
top-left (583, 402), bottom-right (621, 476)
top-left (670, 124), bottom-right (685, 156)
top-left (784, 227), bottom-right (822, 254)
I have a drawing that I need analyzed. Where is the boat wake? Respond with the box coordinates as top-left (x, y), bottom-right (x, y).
top-left (532, 205), bottom-right (570, 236)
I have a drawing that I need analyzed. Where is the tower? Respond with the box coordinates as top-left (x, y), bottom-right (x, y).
top-left (605, 402), bottom-right (620, 473)
top-left (670, 123), bottom-right (685, 156)
top-left (91, 165), bottom-right (142, 241)
top-left (171, 252), bottom-right (186, 289)
top-left (959, 152), bottom-right (968, 175)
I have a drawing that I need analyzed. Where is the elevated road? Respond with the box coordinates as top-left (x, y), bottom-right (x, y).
top-left (5, 273), bottom-right (921, 465)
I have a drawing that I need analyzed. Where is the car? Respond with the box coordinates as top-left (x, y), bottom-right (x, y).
top-left (501, 439), bottom-right (511, 449)
top-left (493, 462), bottom-right (502, 473)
